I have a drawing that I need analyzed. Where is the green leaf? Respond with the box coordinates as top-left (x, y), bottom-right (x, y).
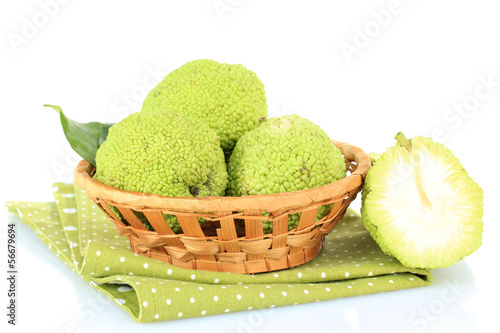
top-left (44, 104), bottom-right (114, 166)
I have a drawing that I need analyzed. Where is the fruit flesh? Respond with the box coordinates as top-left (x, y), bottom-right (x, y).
top-left (361, 134), bottom-right (483, 269)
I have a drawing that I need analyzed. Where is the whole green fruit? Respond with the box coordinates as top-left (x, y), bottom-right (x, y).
top-left (141, 59), bottom-right (268, 158)
top-left (95, 109), bottom-right (228, 232)
top-left (227, 114), bottom-right (347, 233)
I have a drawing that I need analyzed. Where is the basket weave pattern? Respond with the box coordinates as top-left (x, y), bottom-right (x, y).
top-left (75, 141), bottom-right (370, 274)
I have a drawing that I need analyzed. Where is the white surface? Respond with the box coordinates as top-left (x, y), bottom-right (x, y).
top-left (0, 1), bottom-right (498, 332)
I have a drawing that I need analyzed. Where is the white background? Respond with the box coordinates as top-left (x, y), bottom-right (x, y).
top-left (1, 0), bottom-right (498, 332)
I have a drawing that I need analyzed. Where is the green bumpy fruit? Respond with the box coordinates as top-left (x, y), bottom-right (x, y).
top-left (141, 59), bottom-right (268, 157)
top-left (95, 110), bottom-right (228, 232)
top-left (227, 114), bottom-right (347, 233)
top-left (361, 133), bottom-right (484, 269)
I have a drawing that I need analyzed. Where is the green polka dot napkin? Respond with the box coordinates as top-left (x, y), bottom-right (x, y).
top-left (5, 183), bottom-right (432, 323)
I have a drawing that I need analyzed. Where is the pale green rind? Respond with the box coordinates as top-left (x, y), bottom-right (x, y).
top-left (361, 136), bottom-right (484, 269)
top-left (141, 59), bottom-right (268, 155)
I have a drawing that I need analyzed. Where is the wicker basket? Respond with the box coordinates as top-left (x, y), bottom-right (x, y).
top-left (74, 140), bottom-right (370, 274)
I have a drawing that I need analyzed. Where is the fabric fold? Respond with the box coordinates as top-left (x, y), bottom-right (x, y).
top-left (5, 182), bottom-right (432, 323)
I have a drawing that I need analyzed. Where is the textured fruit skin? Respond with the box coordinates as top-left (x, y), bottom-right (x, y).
top-left (361, 136), bottom-right (484, 269)
top-left (141, 59), bottom-right (268, 156)
top-left (227, 114), bottom-right (347, 232)
top-left (95, 110), bottom-right (228, 232)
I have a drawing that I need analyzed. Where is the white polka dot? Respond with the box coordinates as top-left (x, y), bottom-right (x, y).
top-left (325, 287), bottom-right (330, 292)
top-left (368, 272), bottom-right (372, 276)
top-left (178, 312), bottom-right (182, 317)
top-left (274, 273), bottom-right (279, 277)
top-left (166, 299), bottom-right (171, 305)
top-left (63, 208), bottom-right (77, 214)
top-left (214, 296), bottom-right (218, 301)
top-left (167, 269), bottom-right (172, 274)
top-left (143, 301), bottom-right (148, 307)
top-left (191, 274), bottom-right (196, 280)
top-left (96, 251), bottom-right (101, 256)
top-left (347, 286), bottom-right (352, 289)
top-left (144, 263), bottom-right (148, 269)
top-left (214, 278), bottom-right (219, 283)
top-left (151, 288), bottom-right (156, 293)
top-left (118, 286), bottom-right (133, 292)
top-left (298, 273), bottom-right (302, 278)
top-left (282, 292), bottom-right (287, 296)
top-left (368, 283), bottom-right (373, 286)
top-left (154, 314), bottom-right (159, 319)
top-left (225, 309), bottom-right (230, 313)
top-left (304, 290), bottom-right (309, 294)
top-left (260, 293), bottom-right (265, 298)
top-left (201, 310), bottom-right (206, 315)
top-left (190, 297), bottom-right (195, 303)
top-left (321, 272), bottom-right (326, 278)
top-left (236, 294), bottom-right (242, 300)
top-left (104, 267), bottom-right (109, 271)
top-left (115, 298), bottom-right (126, 305)
top-left (389, 280), bottom-right (394, 283)
top-left (345, 272), bottom-right (350, 277)
top-left (120, 257), bottom-right (125, 262)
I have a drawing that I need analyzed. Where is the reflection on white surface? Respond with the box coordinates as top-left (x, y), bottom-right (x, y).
top-left (343, 307), bottom-right (360, 332)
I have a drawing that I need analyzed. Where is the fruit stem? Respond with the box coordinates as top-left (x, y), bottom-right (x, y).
top-left (395, 132), bottom-right (412, 152)
top-left (395, 132), bottom-right (432, 209)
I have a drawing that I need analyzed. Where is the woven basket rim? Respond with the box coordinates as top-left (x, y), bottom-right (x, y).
top-left (74, 140), bottom-right (370, 212)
